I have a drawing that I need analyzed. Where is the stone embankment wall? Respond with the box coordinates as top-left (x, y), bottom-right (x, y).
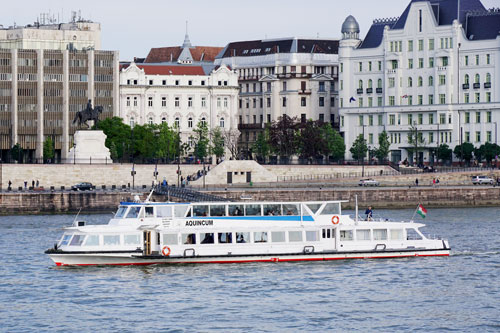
top-left (0, 187), bottom-right (499, 214)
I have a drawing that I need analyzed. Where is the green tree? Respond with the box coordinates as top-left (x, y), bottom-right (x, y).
top-left (193, 121), bottom-right (210, 162)
top-left (477, 142), bottom-right (500, 165)
top-left (453, 142), bottom-right (475, 164)
top-left (109, 141), bottom-right (118, 161)
top-left (350, 134), bottom-right (368, 161)
top-left (253, 128), bottom-right (271, 162)
top-left (436, 144), bottom-right (452, 162)
top-left (97, 117), bottom-right (133, 161)
top-left (374, 130), bottom-right (390, 162)
top-left (211, 127), bottom-right (225, 161)
top-left (407, 124), bottom-right (426, 165)
top-left (11, 143), bottom-right (23, 163)
top-left (43, 137), bottom-right (55, 163)
top-left (156, 122), bottom-right (178, 161)
top-left (298, 120), bottom-right (324, 161)
top-left (322, 123), bottom-right (345, 162)
top-left (269, 115), bottom-right (298, 161)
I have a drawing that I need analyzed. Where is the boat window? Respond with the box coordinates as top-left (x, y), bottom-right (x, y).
top-left (124, 234), bottom-right (141, 245)
top-left (271, 231), bottom-right (286, 242)
top-left (69, 234), bottom-right (85, 246)
top-left (193, 205), bottom-right (208, 217)
top-left (306, 203), bottom-right (322, 214)
top-left (163, 233), bottom-right (178, 245)
top-left (320, 203), bottom-right (340, 215)
top-left (126, 206), bottom-right (141, 218)
top-left (254, 232), bottom-right (268, 243)
top-left (144, 206), bottom-right (154, 218)
top-left (200, 233), bottom-right (214, 244)
top-left (236, 232), bottom-right (249, 243)
top-left (322, 229), bottom-right (335, 239)
top-left (210, 205), bottom-right (226, 217)
top-left (103, 235), bottom-right (121, 245)
top-left (115, 206), bottom-right (128, 218)
top-left (245, 204), bottom-right (261, 216)
top-left (289, 231), bottom-right (303, 242)
top-left (340, 230), bottom-right (354, 241)
top-left (228, 205), bottom-right (244, 216)
top-left (59, 234), bottom-right (72, 246)
top-left (283, 204), bottom-right (299, 216)
top-left (406, 228), bottom-right (422, 240)
top-left (306, 230), bottom-right (319, 242)
top-left (182, 233), bottom-right (196, 244)
top-left (373, 229), bottom-right (388, 240)
top-left (263, 204), bottom-right (281, 216)
top-left (83, 235), bottom-right (99, 246)
top-left (175, 205), bottom-right (189, 218)
top-left (390, 229), bottom-right (404, 240)
top-left (157, 206), bottom-right (173, 218)
top-left (218, 232), bottom-right (232, 243)
top-left (356, 229), bottom-right (371, 241)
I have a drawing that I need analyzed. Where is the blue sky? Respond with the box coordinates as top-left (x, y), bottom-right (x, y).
top-left (1, 0), bottom-right (498, 60)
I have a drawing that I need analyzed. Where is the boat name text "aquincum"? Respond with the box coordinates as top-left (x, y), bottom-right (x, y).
top-left (185, 220), bottom-right (214, 226)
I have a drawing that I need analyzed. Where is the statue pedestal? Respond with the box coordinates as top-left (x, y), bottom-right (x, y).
top-left (66, 130), bottom-right (112, 164)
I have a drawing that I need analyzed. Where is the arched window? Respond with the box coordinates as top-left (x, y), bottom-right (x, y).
top-left (485, 73), bottom-right (491, 83)
top-left (428, 76), bottom-right (434, 86)
top-left (220, 117), bottom-right (225, 128)
top-left (148, 117), bottom-right (153, 125)
top-left (464, 74), bottom-right (469, 84)
top-left (408, 77), bottom-right (413, 87)
top-left (368, 79), bottom-right (373, 88)
top-left (377, 79), bottom-right (382, 88)
top-left (201, 117), bottom-right (207, 127)
top-left (130, 117), bottom-right (135, 128)
top-left (174, 117), bottom-right (180, 128)
top-left (161, 117), bottom-right (166, 123)
top-left (358, 80), bottom-right (363, 89)
top-left (188, 117), bottom-right (193, 128)
top-left (418, 76), bottom-right (423, 87)
top-left (475, 73), bottom-right (480, 84)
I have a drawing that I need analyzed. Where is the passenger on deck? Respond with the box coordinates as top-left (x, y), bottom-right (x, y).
top-left (365, 206), bottom-right (373, 221)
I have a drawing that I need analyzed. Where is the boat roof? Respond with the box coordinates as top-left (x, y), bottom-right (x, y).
top-left (119, 200), bottom-right (350, 206)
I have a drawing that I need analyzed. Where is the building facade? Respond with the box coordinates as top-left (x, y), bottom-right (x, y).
top-left (119, 34), bottom-right (239, 154)
top-left (339, 0), bottom-right (500, 164)
top-left (214, 38), bottom-right (339, 157)
top-left (0, 15), bottom-right (118, 163)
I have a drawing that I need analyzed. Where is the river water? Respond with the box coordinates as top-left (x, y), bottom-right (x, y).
top-left (0, 207), bottom-right (499, 332)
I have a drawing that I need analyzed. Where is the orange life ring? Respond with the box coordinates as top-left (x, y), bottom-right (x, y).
top-left (162, 246), bottom-right (171, 256)
top-left (331, 215), bottom-right (340, 224)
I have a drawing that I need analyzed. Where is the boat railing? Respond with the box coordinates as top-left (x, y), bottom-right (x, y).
top-left (423, 234), bottom-right (443, 240)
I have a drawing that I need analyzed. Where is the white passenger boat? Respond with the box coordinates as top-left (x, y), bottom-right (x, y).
top-left (45, 197), bottom-right (450, 266)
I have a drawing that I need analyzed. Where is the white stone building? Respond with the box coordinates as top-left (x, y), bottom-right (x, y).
top-left (214, 38), bottom-right (339, 157)
top-left (339, 0), bottom-right (500, 164)
top-left (119, 34), bottom-right (239, 153)
top-left (0, 14), bottom-right (118, 163)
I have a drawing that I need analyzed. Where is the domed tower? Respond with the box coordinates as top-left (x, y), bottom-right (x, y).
top-left (341, 15), bottom-right (360, 40)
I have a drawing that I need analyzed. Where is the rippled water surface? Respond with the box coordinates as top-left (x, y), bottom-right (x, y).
top-left (0, 207), bottom-right (499, 332)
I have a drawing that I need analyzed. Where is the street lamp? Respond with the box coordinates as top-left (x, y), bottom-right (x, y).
top-left (494, 122), bottom-right (498, 145)
top-left (177, 127), bottom-right (181, 187)
top-left (458, 42), bottom-right (464, 167)
top-left (73, 143), bottom-right (76, 164)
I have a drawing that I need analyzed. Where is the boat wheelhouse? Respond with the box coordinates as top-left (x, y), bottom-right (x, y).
top-left (46, 199), bottom-right (450, 266)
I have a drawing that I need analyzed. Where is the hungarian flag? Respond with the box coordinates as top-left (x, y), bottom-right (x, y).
top-left (416, 204), bottom-right (427, 218)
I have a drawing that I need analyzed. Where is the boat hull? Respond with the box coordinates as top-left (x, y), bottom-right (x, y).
top-left (48, 248), bottom-right (450, 266)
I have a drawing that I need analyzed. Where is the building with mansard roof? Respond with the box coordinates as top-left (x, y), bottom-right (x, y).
top-left (214, 37), bottom-right (339, 158)
top-left (119, 32), bottom-right (239, 155)
top-left (339, 0), bottom-right (500, 164)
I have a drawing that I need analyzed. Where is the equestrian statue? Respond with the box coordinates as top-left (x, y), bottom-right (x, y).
top-left (72, 99), bottom-right (103, 128)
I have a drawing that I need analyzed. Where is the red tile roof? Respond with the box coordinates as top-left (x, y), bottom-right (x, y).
top-left (134, 65), bottom-right (206, 76)
top-left (145, 46), bottom-right (223, 63)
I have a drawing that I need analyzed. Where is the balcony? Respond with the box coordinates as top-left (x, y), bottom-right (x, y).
top-left (387, 69), bottom-right (397, 74)
top-left (238, 123), bottom-right (263, 130)
top-left (376, 87), bottom-right (383, 94)
top-left (298, 89), bottom-right (311, 95)
top-left (484, 82), bottom-right (491, 89)
top-left (473, 83), bottom-right (480, 89)
top-left (356, 88), bottom-right (363, 94)
top-left (462, 83), bottom-right (469, 90)
top-left (366, 88), bottom-right (373, 94)
top-left (437, 66), bottom-right (447, 71)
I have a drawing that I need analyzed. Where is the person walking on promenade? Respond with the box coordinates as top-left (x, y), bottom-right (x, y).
top-left (31, 180), bottom-right (35, 188)
top-left (8, 180), bottom-right (12, 191)
top-left (24, 181), bottom-right (27, 190)
top-left (36, 180), bottom-right (39, 188)
top-left (415, 178), bottom-right (419, 186)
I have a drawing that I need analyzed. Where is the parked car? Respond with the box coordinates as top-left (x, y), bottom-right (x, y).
top-left (359, 178), bottom-right (380, 187)
top-left (71, 182), bottom-right (94, 191)
top-left (471, 176), bottom-right (494, 185)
